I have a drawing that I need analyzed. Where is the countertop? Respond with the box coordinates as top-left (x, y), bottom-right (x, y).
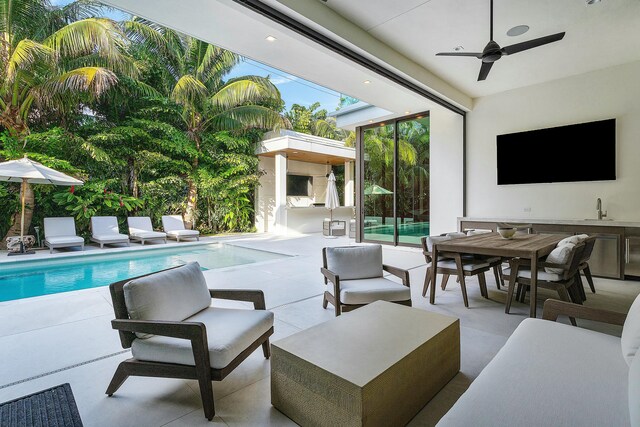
top-left (287, 205), bottom-right (354, 210)
top-left (458, 217), bottom-right (640, 228)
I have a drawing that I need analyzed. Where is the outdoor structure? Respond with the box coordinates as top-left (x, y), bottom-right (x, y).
top-left (255, 130), bottom-right (355, 235)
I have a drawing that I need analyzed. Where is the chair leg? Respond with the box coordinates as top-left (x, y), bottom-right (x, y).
top-left (478, 272), bottom-right (489, 299)
top-left (262, 339), bottom-right (271, 359)
top-left (322, 292), bottom-right (329, 309)
top-left (505, 277), bottom-right (518, 314)
top-left (493, 266), bottom-right (501, 290)
top-left (584, 265), bottom-right (596, 293)
top-left (422, 268), bottom-right (432, 297)
top-left (459, 275), bottom-right (469, 308)
top-left (576, 273), bottom-right (587, 302)
top-left (557, 287), bottom-right (578, 326)
top-left (105, 362), bottom-right (130, 396)
top-left (441, 274), bottom-right (450, 291)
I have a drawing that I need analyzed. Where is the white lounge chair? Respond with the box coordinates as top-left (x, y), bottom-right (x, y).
top-left (43, 217), bottom-right (85, 254)
top-left (161, 215), bottom-right (200, 242)
top-left (90, 216), bottom-right (130, 248)
top-left (127, 217), bottom-right (167, 245)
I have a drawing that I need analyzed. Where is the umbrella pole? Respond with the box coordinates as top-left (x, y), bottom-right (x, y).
top-left (20, 179), bottom-right (26, 253)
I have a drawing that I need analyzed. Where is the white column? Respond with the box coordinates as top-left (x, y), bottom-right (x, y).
top-left (274, 152), bottom-right (287, 234)
top-left (344, 160), bottom-right (354, 207)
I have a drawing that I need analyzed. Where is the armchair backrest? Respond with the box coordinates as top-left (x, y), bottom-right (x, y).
top-left (91, 216), bottom-right (120, 236)
top-left (561, 242), bottom-right (587, 281)
top-left (579, 236), bottom-right (597, 264)
top-left (323, 245), bottom-right (383, 280)
top-left (44, 217), bottom-right (77, 238)
top-left (109, 262), bottom-right (210, 347)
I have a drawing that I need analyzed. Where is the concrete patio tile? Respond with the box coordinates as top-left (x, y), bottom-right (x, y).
top-left (272, 295), bottom-right (336, 330)
top-left (0, 314), bottom-right (123, 386)
top-left (0, 354), bottom-right (203, 427)
top-left (0, 289), bottom-right (113, 337)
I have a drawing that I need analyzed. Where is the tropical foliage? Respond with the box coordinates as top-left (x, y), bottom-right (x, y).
top-left (0, 0), bottom-right (294, 245)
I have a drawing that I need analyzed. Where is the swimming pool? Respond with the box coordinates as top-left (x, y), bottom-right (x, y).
top-left (0, 244), bottom-right (289, 302)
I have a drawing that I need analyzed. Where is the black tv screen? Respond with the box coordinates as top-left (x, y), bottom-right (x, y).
top-left (497, 119), bottom-right (616, 185)
top-left (287, 174), bottom-right (312, 196)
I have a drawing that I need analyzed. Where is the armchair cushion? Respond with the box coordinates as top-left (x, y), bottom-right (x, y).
top-left (130, 307), bottom-right (274, 369)
top-left (558, 234), bottom-right (589, 246)
top-left (544, 243), bottom-right (576, 274)
top-left (123, 262), bottom-right (211, 337)
top-left (629, 353), bottom-right (640, 426)
top-left (622, 293), bottom-right (640, 366)
top-left (429, 259), bottom-right (490, 272)
top-left (329, 277), bottom-right (411, 305)
top-left (325, 245), bottom-right (383, 280)
top-left (502, 267), bottom-right (562, 282)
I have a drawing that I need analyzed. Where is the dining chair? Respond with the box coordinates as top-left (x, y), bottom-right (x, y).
top-left (463, 230), bottom-right (505, 289)
top-left (577, 236), bottom-right (597, 296)
top-left (503, 242), bottom-right (586, 325)
top-left (421, 235), bottom-right (492, 308)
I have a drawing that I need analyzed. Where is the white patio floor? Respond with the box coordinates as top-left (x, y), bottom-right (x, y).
top-left (0, 232), bottom-right (638, 426)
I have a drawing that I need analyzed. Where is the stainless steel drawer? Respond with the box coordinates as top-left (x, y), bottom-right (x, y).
top-left (590, 234), bottom-right (620, 278)
top-left (625, 236), bottom-right (640, 277)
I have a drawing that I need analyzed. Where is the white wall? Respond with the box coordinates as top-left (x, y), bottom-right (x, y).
top-left (466, 60), bottom-right (640, 222)
top-left (430, 107), bottom-right (465, 235)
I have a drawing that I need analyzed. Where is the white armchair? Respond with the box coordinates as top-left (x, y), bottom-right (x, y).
top-left (320, 245), bottom-right (411, 316)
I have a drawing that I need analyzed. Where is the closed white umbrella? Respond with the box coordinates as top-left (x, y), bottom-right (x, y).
top-left (325, 171), bottom-right (340, 237)
top-left (0, 156), bottom-right (83, 255)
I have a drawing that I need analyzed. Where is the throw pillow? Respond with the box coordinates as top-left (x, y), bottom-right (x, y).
top-left (544, 243), bottom-right (576, 274)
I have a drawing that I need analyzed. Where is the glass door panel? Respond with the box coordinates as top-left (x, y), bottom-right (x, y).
top-left (363, 124), bottom-right (395, 243)
top-left (397, 116), bottom-right (430, 244)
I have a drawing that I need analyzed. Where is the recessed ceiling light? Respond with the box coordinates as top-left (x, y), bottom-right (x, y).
top-left (265, 35), bottom-right (277, 42)
top-left (368, 120), bottom-right (373, 123)
top-left (363, 80), bottom-right (371, 84)
top-left (453, 46), bottom-right (464, 52)
top-left (404, 111), bottom-right (410, 114)
top-left (507, 25), bottom-right (530, 37)
top-left (586, 0), bottom-right (601, 4)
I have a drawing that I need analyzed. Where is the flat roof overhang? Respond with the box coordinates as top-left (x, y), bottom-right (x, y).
top-left (257, 133), bottom-right (355, 166)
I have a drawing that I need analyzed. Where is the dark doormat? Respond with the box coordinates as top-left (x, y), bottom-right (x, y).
top-left (0, 383), bottom-right (83, 426)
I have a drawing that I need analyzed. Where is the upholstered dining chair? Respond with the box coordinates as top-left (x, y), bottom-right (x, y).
top-left (421, 235), bottom-right (492, 308)
top-left (320, 244), bottom-right (411, 316)
top-left (577, 236), bottom-right (598, 297)
top-left (106, 262), bottom-right (274, 420)
top-left (503, 242), bottom-right (586, 325)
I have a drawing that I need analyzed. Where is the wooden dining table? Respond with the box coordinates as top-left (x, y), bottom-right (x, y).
top-left (430, 232), bottom-right (563, 317)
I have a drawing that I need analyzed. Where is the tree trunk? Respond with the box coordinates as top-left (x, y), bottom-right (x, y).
top-left (184, 156), bottom-right (199, 229)
top-left (1, 183), bottom-right (34, 249)
top-left (128, 157), bottom-right (138, 198)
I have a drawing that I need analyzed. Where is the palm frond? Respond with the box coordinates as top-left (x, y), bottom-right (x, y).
top-left (205, 105), bottom-right (289, 132)
top-left (211, 77), bottom-right (281, 111)
top-left (35, 66), bottom-right (118, 107)
top-left (6, 39), bottom-right (56, 80)
top-left (44, 17), bottom-right (125, 60)
top-left (196, 45), bottom-right (238, 85)
top-left (171, 74), bottom-right (207, 107)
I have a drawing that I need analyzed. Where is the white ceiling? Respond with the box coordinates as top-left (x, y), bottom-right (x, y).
top-left (320, 0), bottom-right (640, 97)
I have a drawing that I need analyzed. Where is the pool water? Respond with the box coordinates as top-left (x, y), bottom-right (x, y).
top-left (0, 244), bottom-right (289, 302)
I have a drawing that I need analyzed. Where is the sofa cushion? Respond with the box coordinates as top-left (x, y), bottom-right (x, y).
top-left (630, 354), bottom-right (640, 427)
top-left (437, 318), bottom-right (630, 427)
top-left (325, 245), bottom-right (383, 280)
top-left (124, 262), bottom-right (211, 338)
top-left (329, 277), bottom-right (410, 305)
top-left (131, 307), bottom-right (273, 369)
top-left (622, 293), bottom-right (640, 366)
top-left (544, 243), bottom-right (576, 274)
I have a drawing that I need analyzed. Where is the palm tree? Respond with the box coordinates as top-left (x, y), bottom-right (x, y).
top-left (125, 18), bottom-right (288, 225)
top-left (0, 0), bottom-right (140, 244)
top-left (286, 102), bottom-right (351, 141)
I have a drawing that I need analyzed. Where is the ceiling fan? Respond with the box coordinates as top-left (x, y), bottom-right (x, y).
top-left (436, 0), bottom-right (565, 81)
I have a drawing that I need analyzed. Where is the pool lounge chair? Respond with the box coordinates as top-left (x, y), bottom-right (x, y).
top-left (162, 215), bottom-right (200, 242)
top-left (127, 217), bottom-right (167, 245)
top-left (91, 216), bottom-right (130, 248)
top-left (43, 217), bottom-right (85, 254)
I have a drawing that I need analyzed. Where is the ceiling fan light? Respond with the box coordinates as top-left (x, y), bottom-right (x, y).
top-left (507, 25), bottom-right (529, 37)
top-left (586, 0), bottom-right (602, 4)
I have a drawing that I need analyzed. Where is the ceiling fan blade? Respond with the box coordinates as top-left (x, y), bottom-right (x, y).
top-left (501, 32), bottom-right (565, 55)
top-left (478, 61), bottom-right (494, 81)
top-left (436, 52), bottom-right (483, 58)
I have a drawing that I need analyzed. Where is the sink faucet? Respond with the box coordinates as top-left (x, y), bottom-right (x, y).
top-left (596, 198), bottom-right (607, 220)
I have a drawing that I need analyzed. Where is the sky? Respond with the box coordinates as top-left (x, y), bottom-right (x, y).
top-left (51, 0), bottom-right (344, 113)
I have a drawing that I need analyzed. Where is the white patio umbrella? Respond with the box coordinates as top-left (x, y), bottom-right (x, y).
top-left (325, 171), bottom-right (340, 237)
top-left (0, 156), bottom-right (83, 254)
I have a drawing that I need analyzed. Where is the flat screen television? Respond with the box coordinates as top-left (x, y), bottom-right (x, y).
top-left (287, 174), bottom-right (312, 196)
top-left (496, 118), bottom-right (616, 185)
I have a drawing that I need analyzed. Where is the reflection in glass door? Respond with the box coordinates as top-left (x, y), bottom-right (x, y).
top-left (363, 124), bottom-right (395, 243)
top-left (361, 114), bottom-right (430, 245)
top-left (397, 116), bottom-right (430, 244)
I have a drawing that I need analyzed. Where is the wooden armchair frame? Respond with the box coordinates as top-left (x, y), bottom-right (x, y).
top-left (505, 243), bottom-right (586, 325)
top-left (320, 247), bottom-right (411, 316)
top-left (542, 299), bottom-right (627, 326)
top-left (420, 237), bottom-right (492, 308)
top-left (106, 267), bottom-right (274, 421)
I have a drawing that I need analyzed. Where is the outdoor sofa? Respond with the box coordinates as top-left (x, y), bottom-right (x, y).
top-left (437, 295), bottom-right (640, 426)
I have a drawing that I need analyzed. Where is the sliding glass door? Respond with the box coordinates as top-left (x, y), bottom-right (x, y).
top-left (360, 114), bottom-right (430, 246)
